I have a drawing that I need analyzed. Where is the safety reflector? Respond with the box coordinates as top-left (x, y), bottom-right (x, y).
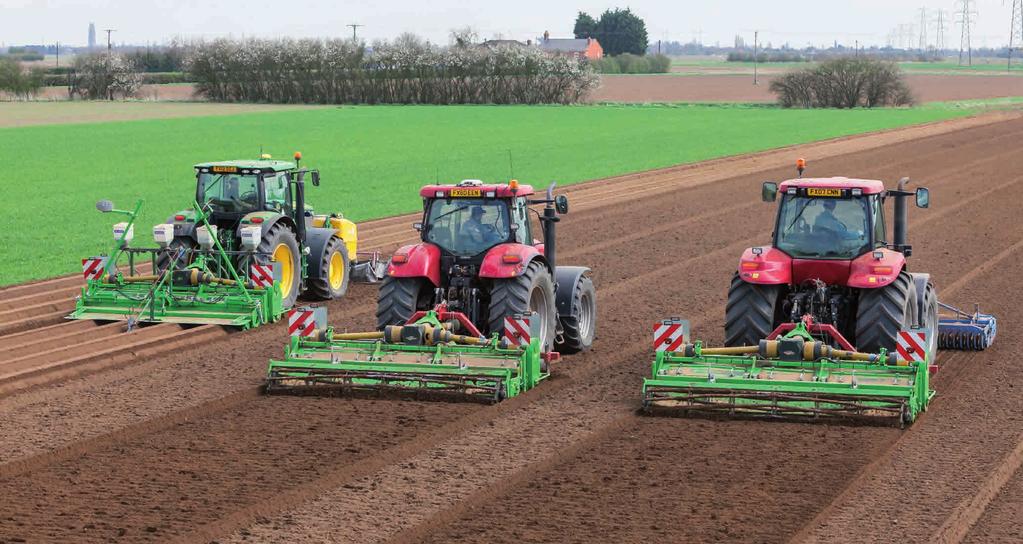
top-left (503, 313), bottom-right (536, 347)
top-left (250, 263), bottom-right (274, 288)
top-left (654, 318), bottom-right (689, 352)
top-left (288, 306), bottom-right (326, 337)
top-left (82, 256), bottom-right (108, 281)
top-left (897, 329), bottom-right (930, 362)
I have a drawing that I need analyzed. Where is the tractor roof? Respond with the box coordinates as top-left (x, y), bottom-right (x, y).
top-left (779, 177), bottom-right (886, 195)
top-left (420, 180), bottom-right (535, 199)
top-left (193, 159), bottom-right (296, 172)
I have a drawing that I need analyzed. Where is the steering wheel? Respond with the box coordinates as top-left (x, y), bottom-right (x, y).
top-left (239, 190), bottom-right (258, 204)
top-left (795, 217), bottom-right (810, 234)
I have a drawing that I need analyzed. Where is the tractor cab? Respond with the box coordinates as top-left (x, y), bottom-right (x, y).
top-left (418, 179), bottom-right (537, 259)
top-left (192, 156), bottom-right (318, 229)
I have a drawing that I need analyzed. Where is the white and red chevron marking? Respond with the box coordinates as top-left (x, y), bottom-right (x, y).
top-left (288, 308), bottom-right (317, 337)
top-left (81, 257), bottom-right (108, 281)
top-left (654, 318), bottom-right (688, 352)
top-left (503, 315), bottom-right (532, 346)
top-left (250, 263), bottom-right (274, 288)
top-left (897, 329), bottom-right (929, 362)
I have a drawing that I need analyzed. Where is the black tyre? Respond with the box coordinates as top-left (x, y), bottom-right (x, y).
top-left (376, 276), bottom-right (433, 330)
top-left (488, 260), bottom-right (557, 352)
top-left (557, 275), bottom-right (596, 354)
top-left (307, 236), bottom-right (351, 300)
top-left (257, 223), bottom-right (301, 309)
top-left (725, 272), bottom-right (782, 347)
top-left (155, 237), bottom-right (197, 272)
top-left (855, 271), bottom-right (918, 354)
top-left (920, 280), bottom-right (939, 362)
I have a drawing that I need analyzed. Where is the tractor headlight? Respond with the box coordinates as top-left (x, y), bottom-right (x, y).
top-left (153, 224), bottom-right (175, 247)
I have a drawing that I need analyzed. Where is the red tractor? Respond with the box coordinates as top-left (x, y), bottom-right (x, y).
top-left (727, 160), bottom-right (938, 360)
top-left (376, 179), bottom-right (596, 356)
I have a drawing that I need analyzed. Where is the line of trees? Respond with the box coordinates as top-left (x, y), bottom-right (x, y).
top-left (187, 35), bottom-right (598, 104)
top-left (770, 58), bottom-right (914, 108)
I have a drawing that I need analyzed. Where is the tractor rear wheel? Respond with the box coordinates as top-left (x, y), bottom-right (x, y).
top-left (376, 276), bottom-right (432, 330)
top-left (556, 275), bottom-right (596, 354)
top-left (257, 224), bottom-right (301, 309)
top-left (855, 271), bottom-right (918, 354)
top-left (488, 260), bottom-right (557, 352)
top-left (725, 272), bottom-right (782, 347)
top-left (307, 236), bottom-right (351, 300)
top-left (155, 237), bottom-right (196, 272)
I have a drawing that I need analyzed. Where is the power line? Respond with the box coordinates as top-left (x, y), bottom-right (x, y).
top-left (956, 0), bottom-right (977, 66)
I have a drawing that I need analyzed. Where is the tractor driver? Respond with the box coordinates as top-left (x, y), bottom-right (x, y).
top-left (813, 199), bottom-right (847, 234)
top-left (459, 205), bottom-right (499, 245)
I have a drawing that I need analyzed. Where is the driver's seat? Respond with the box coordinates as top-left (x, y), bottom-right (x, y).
top-left (429, 225), bottom-right (452, 248)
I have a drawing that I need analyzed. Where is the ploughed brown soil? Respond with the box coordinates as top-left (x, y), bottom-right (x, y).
top-left (590, 73), bottom-right (1023, 103)
top-left (1, 111), bottom-right (1022, 543)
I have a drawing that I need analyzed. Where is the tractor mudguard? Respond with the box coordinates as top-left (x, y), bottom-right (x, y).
top-left (304, 227), bottom-right (341, 280)
top-left (847, 248), bottom-right (905, 289)
top-left (737, 246), bottom-right (791, 285)
top-left (554, 266), bottom-right (590, 318)
top-left (387, 243), bottom-right (441, 286)
top-left (166, 210), bottom-right (198, 242)
top-left (479, 243), bottom-right (546, 279)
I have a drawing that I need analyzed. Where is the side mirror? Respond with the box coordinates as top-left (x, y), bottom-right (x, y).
top-left (915, 187), bottom-right (929, 208)
top-left (311, 171), bottom-right (320, 186)
top-left (555, 195), bottom-right (569, 214)
top-left (412, 222), bottom-right (423, 231)
top-left (762, 182), bottom-right (778, 202)
top-left (96, 199), bottom-right (114, 213)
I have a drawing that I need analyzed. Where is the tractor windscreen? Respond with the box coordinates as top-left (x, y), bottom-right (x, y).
top-left (198, 172), bottom-right (261, 214)
top-left (776, 195), bottom-right (871, 259)
top-left (425, 198), bottom-right (510, 257)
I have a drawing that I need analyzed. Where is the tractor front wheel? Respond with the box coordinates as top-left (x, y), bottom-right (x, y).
top-left (725, 272), bottom-right (782, 347)
top-left (307, 236), bottom-right (351, 300)
top-left (855, 271), bottom-right (918, 355)
top-left (488, 260), bottom-right (557, 352)
top-left (376, 276), bottom-right (432, 330)
top-left (257, 224), bottom-right (301, 309)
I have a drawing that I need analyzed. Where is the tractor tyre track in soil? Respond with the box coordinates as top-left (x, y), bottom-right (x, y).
top-left (0, 112), bottom-right (1022, 544)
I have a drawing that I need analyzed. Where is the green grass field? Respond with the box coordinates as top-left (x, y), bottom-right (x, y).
top-left (669, 57), bottom-right (1023, 76)
top-left (0, 102), bottom-right (984, 286)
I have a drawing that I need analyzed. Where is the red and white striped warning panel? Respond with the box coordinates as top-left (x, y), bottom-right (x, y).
top-left (82, 256), bottom-right (108, 281)
top-left (250, 263), bottom-right (275, 288)
top-left (288, 307), bottom-right (325, 337)
top-left (503, 315), bottom-right (533, 347)
top-left (654, 318), bottom-right (690, 352)
top-left (897, 329), bottom-right (930, 362)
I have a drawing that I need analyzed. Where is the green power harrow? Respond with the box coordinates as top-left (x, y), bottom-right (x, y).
top-left (68, 199), bottom-right (283, 329)
top-left (643, 319), bottom-right (933, 426)
top-left (266, 307), bottom-right (548, 402)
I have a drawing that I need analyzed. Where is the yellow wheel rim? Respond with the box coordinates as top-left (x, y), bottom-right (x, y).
top-left (329, 251), bottom-right (345, 290)
top-left (272, 243), bottom-right (295, 298)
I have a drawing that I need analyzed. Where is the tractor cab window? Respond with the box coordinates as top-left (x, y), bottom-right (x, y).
top-left (512, 197), bottom-right (532, 244)
top-left (198, 173), bottom-right (261, 213)
top-left (776, 195), bottom-right (871, 259)
top-left (871, 194), bottom-right (886, 248)
top-left (425, 198), bottom-right (511, 257)
top-left (264, 173), bottom-right (291, 213)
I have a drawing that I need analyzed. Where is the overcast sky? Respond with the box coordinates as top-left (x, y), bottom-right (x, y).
top-left (1, 0), bottom-right (1017, 49)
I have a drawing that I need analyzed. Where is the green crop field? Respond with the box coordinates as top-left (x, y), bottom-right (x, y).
top-left (0, 102), bottom-right (987, 286)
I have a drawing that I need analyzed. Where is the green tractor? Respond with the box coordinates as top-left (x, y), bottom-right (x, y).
top-left (70, 152), bottom-right (385, 329)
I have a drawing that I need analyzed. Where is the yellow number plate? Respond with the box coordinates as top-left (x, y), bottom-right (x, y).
top-left (211, 166), bottom-right (239, 173)
top-left (449, 188), bottom-right (482, 197)
top-left (807, 188), bottom-right (843, 197)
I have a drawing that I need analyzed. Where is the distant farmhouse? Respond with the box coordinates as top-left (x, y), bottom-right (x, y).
top-left (480, 33), bottom-right (604, 61)
top-left (538, 31), bottom-right (603, 60)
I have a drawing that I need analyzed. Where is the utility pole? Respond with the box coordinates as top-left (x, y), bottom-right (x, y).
top-left (753, 30), bottom-right (758, 86)
top-left (956, 0), bottom-right (976, 66)
top-left (347, 24), bottom-right (363, 41)
top-left (104, 28), bottom-right (116, 51)
top-left (1009, 0), bottom-right (1023, 71)
top-left (935, 10), bottom-right (948, 52)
